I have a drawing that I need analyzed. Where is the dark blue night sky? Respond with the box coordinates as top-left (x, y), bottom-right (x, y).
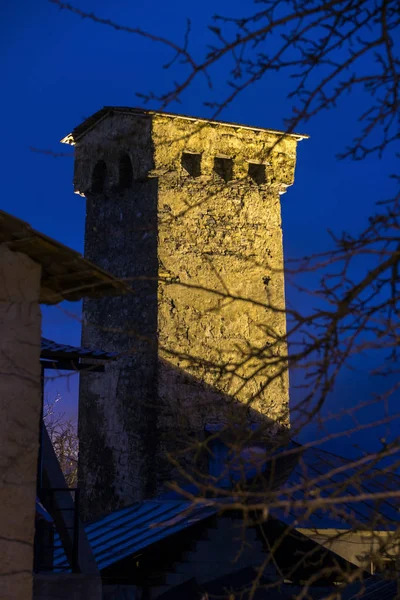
top-left (2, 0), bottom-right (398, 458)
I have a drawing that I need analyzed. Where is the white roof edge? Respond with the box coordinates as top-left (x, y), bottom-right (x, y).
top-left (60, 108), bottom-right (309, 145)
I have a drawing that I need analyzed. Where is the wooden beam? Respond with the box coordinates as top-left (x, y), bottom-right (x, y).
top-left (41, 360), bottom-right (105, 373)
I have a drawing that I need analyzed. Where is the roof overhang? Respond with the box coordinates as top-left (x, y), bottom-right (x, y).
top-left (0, 210), bottom-right (129, 304)
top-left (40, 337), bottom-right (118, 373)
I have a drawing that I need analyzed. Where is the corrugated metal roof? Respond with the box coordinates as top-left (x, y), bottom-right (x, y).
top-left (53, 443), bottom-right (400, 573)
top-left (163, 440), bottom-right (400, 531)
top-left (343, 575), bottom-right (398, 600)
top-left (41, 338), bottom-right (118, 361)
top-left (36, 497), bottom-right (53, 523)
top-left (54, 500), bottom-right (218, 571)
top-left (273, 442), bottom-right (400, 530)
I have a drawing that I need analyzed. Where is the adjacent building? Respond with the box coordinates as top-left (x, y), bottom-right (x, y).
top-left (0, 210), bottom-right (126, 600)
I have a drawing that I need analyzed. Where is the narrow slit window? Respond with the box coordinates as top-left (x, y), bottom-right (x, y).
top-left (181, 152), bottom-right (201, 177)
top-left (214, 157), bottom-right (233, 182)
top-left (119, 154), bottom-right (133, 190)
top-left (248, 163), bottom-right (266, 185)
top-left (91, 160), bottom-right (107, 193)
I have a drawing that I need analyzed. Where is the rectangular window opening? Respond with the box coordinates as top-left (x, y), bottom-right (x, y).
top-left (248, 162), bottom-right (266, 185)
top-left (214, 157), bottom-right (233, 182)
top-left (181, 152), bottom-right (202, 177)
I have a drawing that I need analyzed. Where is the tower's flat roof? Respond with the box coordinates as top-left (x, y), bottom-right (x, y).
top-left (61, 106), bottom-right (309, 145)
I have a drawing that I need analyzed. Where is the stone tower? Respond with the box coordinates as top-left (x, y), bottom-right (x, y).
top-left (62, 107), bottom-right (306, 518)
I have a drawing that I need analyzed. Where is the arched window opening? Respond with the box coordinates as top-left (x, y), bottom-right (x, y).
top-left (91, 160), bottom-right (107, 193)
top-left (119, 154), bottom-right (133, 190)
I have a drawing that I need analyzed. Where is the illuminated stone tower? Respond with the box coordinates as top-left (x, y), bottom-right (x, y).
top-left (62, 107), bottom-right (306, 518)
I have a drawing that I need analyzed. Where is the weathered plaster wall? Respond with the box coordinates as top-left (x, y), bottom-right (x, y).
top-left (0, 245), bottom-right (42, 600)
top-left (75, 112), bottom-right (300, 518)
top-left (297, 528), bottom-right (400, 573)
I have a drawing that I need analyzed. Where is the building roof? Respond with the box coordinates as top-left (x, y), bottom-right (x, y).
top-left (0, 210), bottom-right (128, 304)
top-left (343, 575), bottom-right (398, 600)
top-left (53, 443), bottom-right (400, 573)
top-left (163, 440), bottom-right (400, 532)
top-left (54, 500), bottom-right (219, 571)
top-left (60, 106), bottom-right (309, 145)
top-left (274, 442), bottom-right (400, 531)
top-left (35, 497), bottom-right (53, 523)
top-left (40, 337), bottom-right (118, 372)
top-left (41, 337), bottom-right (118, 361)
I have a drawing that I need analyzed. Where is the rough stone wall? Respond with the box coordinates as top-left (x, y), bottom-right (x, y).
top-left (74, 112), bottom-right (300, 518)
top-left (0, 245), bottom-right (42, 600)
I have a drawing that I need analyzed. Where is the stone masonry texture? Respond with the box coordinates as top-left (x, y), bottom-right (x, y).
top-left (67, 109), bottom-right (303, 519)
